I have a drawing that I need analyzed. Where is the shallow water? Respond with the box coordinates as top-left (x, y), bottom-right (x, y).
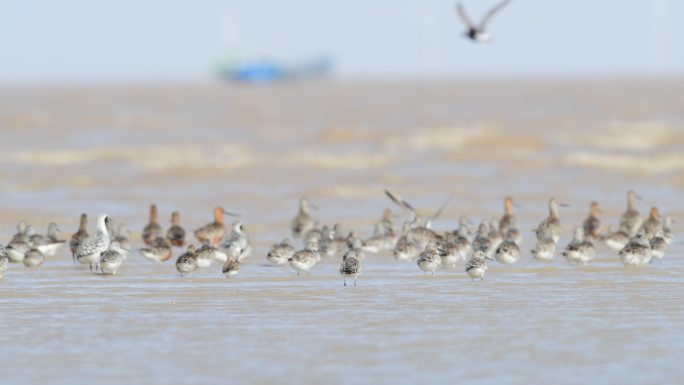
top-left (1, 79), bottom-right (683, 384)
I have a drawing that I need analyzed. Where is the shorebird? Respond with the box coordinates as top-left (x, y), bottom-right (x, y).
top-left (166, 211), bottom-right (186, 247)
top-left (10, 221), bottom-right (29, 244)
top-left (640, 207), bottom-right (662, 240)
top-left (70, 214), bottom-right (89, 263)
top-left (472, 220), bottom-right (493, 257)
top-left (75, 214), bottom-right (111, 271)
top-left (23, 248), bottom-right (45, 268)
top-left (112, 224), bottom-right (131, 252)
top-left (456, 0), bottom-right (511, 43)
top-left (385, 189), bottom-right (451, 237)
top-left (650, 229), bottom-right (668, 262)
top-left (6, 237), bottom-right (31, 263)
top-left (442, 225), bottom-right (472, 267)
top-left (531, 236), bottom-right (556, 261)
top-left (195, 207), bottom-right (236, 246)
top-left (495, 236), bottom-right (520, 265)
top-left (417, 241), bottom-right (443, 276)
top-left (405, 224), bottom-right (442, 251)
top-left (320, 226), bottom-right (348, 258)
top-left (0, 246), bottom-right (8, 279)
top-left (600, 224), bottom-right (631, 252)
top-left (582, 201), bottom-right (602, 240)
top-left (488, 218), bottom-right (503, 251)
top-left (340, 238), bottom-right (363, 286)
top-left (99, 241), bottom-right (125, 275)
top-left (288, 242), bottom-right (321, 276)
top-left (194, 242), bottom-right (218, 268)
top-left (291, 197), bottom-right (315, 239)
top-left (362, 231), bottom-right (394, 254)
top-left (619, 231), bottom-right (652, 266)
top-left (620, 190), bottom-right (643, 237)
top-left (499, 196), bottom-right (521, 241)
top-left (29, 223), bottom-right (66, 257)
top-left (392, 235), bottom-right (421, 262)
top-left (222, 259), bottom-right (240, 278)
top-left (142, 204), bottom-right (163, 246)
top-left (303, 223), bottom-right (324, 247)
top-left (139, 236), bottom-right (173, 263)
top-left (267, 238), bottom-right (296, 266)
top-left (562, 227), bottom-right (595, 266)
top-left (176, 245), bottom-right (197, 277)
top-left (374, 208), bottom-right (395, 237)
top-left (466, 250), bottom-right (494, 281)
top-left (536, 198), bottom-right (566, 244)
top-left (220, 222), bottom-right (252, 262)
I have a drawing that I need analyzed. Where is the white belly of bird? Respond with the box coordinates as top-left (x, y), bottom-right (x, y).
top-left (651, 249), bottom-right (664, 261)
top-left (443, 252), bottom-right (466, 267)
top-left (532, 244), bottom-right (556, 261)
top-left (563, 250), bottom-right (591, 265)
top-left (212, 249), bottom-right (228, 263)
top-left (177, 262), bottom-right (195, 274)
top-left (78, 252), bottom-right (100, 265)
top-left (605, 239), bottom-right (627, 252)
top-left (23, 255), bottom-right (44, 268)
top-left (100, 260), bottom-right (122, 275)
top-left (620, 253), bottom-right (641, 266)
top-left (466, 266), bottom-right (486, 280)
top-left (267, 254), bottom-right (289, 266)
top-left (223, 269), bottom-right (239, 278)
top-left (495, 251), bottom-right (519, 265)
top-left (195, 256), bottom-right (213, 268)
top-left (6, 248), bottom-right (26, 262)
top-left (289, 259), bottom-right (315, 273)
top-left (37, 243), bottom-right (63, 257)
top-left (418, 260), bottom-right (441, 274)
top-left (361, 244), bottom-right (380, 254)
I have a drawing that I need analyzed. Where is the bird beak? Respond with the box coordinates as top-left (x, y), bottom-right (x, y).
top-left (485, 256), bottom-right (494, 261)
top-left (223, 211), bottom-right (241, 217)
top-left (309, 204), bottom-right (319, 210)
top-left (636, 195), bottom-right (643, 201)
top-left (558, 203), bottom-right (570, 207)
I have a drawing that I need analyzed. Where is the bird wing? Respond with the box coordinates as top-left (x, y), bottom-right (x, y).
top-left (456, 2), bottom-right (475, 29)
top-left (479, 0), bottom-right (511, 31)
top-left (384, 189), bottom-right (416, 214)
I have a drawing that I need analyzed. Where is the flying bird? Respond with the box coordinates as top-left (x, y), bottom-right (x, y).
top-left (456, 0), bottom-right (511, 42)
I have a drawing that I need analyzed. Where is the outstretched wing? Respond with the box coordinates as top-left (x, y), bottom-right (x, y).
top-left (384, 189), bottom-right (416, 214)
top-left (479, 0), bottom-right (511, 31)
top-left (456, 2), bottom-right (475, 29)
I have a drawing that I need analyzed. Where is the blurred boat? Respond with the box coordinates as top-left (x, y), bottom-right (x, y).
top-left (217, 55), bottom-right (333, 84)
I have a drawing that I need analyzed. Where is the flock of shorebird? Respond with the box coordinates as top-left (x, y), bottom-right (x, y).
top-left (0, 190), bottom-right (675, 285)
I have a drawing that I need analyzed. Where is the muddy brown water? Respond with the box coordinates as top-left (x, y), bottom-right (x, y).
top-left (1, 79), bottom-right (682, 384)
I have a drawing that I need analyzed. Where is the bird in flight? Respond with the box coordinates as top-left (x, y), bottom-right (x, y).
top-left (456, 0), bottom-right (511, 43)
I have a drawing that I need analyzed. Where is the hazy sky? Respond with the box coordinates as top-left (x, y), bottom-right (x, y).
top-left (1, 0), bottom-right (682, 84)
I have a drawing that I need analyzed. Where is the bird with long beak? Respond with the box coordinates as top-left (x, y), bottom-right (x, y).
top-left (620, 190), bottom-right (643, 237)
top-left (142, 204), bottom-right (163, 246)
top-left (640, 207), bottom-right (662, 240)
top-left (194, 206), bottom-right (239, 246)
top-left (535, 198), bottom-right (568, 244)
top-left (582, 201), bottom-right (602, 240)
